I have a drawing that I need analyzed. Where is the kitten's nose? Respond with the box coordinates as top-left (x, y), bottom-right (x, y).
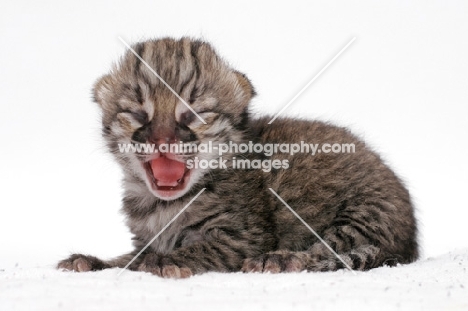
top-left (151, 125), bottom-right (177, 145)
top-left (163, 136), bottom-right (176, 143)
top-left (155, 136), bottom-right (178, 157)
top-left (156, 136), bottom-right (176, 145)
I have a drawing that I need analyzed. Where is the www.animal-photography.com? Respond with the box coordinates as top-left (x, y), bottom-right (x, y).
top-left (1, 1), bottom-right (467, 310)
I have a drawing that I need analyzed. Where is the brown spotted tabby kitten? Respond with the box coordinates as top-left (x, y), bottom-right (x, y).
top-left (58, 38), bottom-right (418, 278)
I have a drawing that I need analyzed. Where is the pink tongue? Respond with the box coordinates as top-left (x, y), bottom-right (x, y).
top-left (150, 157), bottom-right (186, 187)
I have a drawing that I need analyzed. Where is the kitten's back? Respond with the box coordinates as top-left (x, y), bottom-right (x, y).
top-left (249, 116), bottom-right (418, 265)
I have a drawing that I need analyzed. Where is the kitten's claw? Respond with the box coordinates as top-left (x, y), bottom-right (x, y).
top-left (241, 255), bottom-right (266, 273)
top-left (137, 253), bottom-right (192, 279)
top-left (57, 254), bottom-right (109, 272)
top-left (161, 265), bottom-right (192, 278)
top-left (242, 252), bottom-right (305, 273)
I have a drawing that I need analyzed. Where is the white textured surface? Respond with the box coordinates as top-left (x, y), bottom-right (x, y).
top-left (1, 249), bottom-right (467, 311)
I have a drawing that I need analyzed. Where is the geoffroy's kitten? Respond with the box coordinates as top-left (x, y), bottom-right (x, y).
top-left (58, 38), bottom-right (418, 278)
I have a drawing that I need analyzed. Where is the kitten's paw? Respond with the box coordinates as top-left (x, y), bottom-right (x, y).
top-left (137, 253), bottom-right (192, 279)
top-left (57, 254), bottom-right (110, 272)
top-left (242, 252), bottom-right (305, 273)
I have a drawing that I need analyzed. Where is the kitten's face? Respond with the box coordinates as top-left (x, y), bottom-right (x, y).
top-left (93, 38), bottom-right (254, 201)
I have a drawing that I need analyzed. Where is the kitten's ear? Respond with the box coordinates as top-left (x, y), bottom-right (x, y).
top-left (234, 70), bottom-right (256, 102)
top-left (92, 74), bottom-right (113, 108)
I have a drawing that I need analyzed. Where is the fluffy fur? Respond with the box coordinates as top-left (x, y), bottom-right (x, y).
top-left (58, 37), bottom-right (418, 278)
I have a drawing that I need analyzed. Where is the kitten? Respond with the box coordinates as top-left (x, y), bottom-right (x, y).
top-left (58, 38), bottom-right (418, 278)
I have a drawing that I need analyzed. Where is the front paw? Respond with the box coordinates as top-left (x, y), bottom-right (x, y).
top-left (137, 253), bottom-right (192, 279)
top-left (242, 252), bottom-right (306, 273)
top-left (57, 254), bottom-right (110, 272)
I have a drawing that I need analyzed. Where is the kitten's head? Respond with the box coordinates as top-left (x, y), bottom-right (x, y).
top-left (93, 38), bottom-right (255, 201)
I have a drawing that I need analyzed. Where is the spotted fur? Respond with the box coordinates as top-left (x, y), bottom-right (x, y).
top-left (58, 37), bottom-right (418, 278)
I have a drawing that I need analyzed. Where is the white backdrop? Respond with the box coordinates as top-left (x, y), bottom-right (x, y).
top-left (1, 0), bottom-right (467, 269)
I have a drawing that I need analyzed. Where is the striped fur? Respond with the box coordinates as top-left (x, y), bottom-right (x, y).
top-left (58, 38), bottom-right (418, 278)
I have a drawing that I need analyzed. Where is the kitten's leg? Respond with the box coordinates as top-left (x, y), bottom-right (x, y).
top-left (138, 228), bottom-right (263, 278)
top-left (57, 254), bottom-right (111, 272)
top-left (137, 253), bottom-right (193, 279)
top-left (57, 250), bottom-right (142, 272)
top-left (242, 200), bottom-right (417, 273)
top-left (242, 205), bottom-right (399, 273)
top-left (242, 244), bottom-right (382, 273)
top-left (305, 244), bottom-right (384, 272)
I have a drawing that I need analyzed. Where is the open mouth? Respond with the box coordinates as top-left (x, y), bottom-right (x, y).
top-left (144, 156), bottom-right (191, 199)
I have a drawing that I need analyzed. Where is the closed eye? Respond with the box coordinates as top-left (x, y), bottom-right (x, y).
top-left (195, 111), bottom-right (219, 124)
top-left (178, 110), bottom-right (218, 127)
top-left (120, 109), bottom-right (149, 125)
